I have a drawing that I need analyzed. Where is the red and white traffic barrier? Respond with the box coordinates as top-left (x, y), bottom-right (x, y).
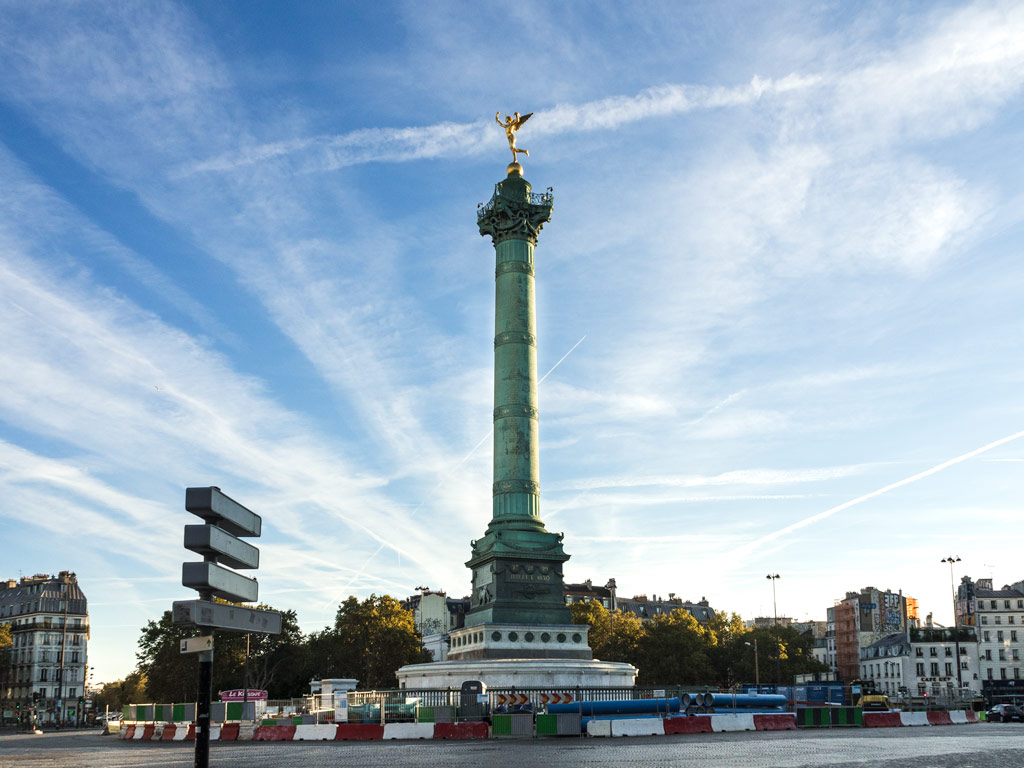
top-left (124, 721), bottom-right (490, 742)
top-left (863, 711), bottom-right (979, 728)
top-left (588, 713), bottom-right (796, 737)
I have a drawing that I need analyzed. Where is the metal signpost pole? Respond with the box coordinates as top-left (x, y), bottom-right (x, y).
top-left (196, 641), bottom-right (213, 768)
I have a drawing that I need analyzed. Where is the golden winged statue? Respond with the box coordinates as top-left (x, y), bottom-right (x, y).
top-left (497, 111), bottom-right (533, 164)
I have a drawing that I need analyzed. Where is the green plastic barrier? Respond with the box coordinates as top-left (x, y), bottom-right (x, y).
top-left (536, 714), bottom-right (558, 736)
top-left (418, 707), bottom-right (435, 723)
top-left (492, 714), bottom-right (512, 735)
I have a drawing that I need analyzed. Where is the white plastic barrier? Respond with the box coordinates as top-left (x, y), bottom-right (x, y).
top-left (171, 724), bottom-right (189, 741)
top-left (209, 725), bottom-right (221, 741)
top-left (152, 724), bottom-right (166, 740)
top-left (586, 720), bottom-right (612, 737)
top-left (383, 723), bottom-right (435, 740)
top-left (710, 714), bottom-right (756, 732)
top-left (610, 718), bottom-right (665, 737)
top-left (949, 711), bottom-right (969, 724)
top-left (294, 724), bottom-right (338, 740)
top-left (131, 725), bottom-right (147, 740)
top-left (237, 723), bottom-right (255, 741)
top-left (900, 712), bottom-right (930, 727)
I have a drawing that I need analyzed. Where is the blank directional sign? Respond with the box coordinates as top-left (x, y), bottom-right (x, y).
top-left (185, 487), bottom-right (261, 537)
top-left (173, 600), bottom-right (282, 635)
top-left (184, 525), bottom-right (259, 570)
top-left (182, 561), bottom-right (258, 604)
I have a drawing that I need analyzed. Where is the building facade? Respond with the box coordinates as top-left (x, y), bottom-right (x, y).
top-left (956, 576), bottom-right (1024, 695)
top-left (0, 572), bottom-right (89, 725)
top-left (401, 591), bottom-right (470, 661)
top-left (830, 586), bottom-right (913, 683)
top-left (860, 626), bottom-right (980, 702)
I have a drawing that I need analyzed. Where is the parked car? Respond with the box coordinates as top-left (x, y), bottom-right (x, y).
top-left (986, 704), bottom-right (1023, 722)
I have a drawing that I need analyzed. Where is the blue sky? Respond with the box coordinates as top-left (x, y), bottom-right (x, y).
top-left (1, 1), bottom-right (1022, 685)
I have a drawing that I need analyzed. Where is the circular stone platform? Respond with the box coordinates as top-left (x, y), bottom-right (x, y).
top-left (395, 658), bottom-right (637, 689)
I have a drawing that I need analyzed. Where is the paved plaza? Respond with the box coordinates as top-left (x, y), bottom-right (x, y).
top-left (3, 725), bottom-right (1024, 768)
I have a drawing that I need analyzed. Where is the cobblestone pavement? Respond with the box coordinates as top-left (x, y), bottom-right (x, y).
top-left (2, 725), bottom-right (1024, 768)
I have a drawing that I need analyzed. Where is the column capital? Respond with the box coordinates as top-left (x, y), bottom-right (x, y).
top-left (477, 174), bottom-right (553, 245)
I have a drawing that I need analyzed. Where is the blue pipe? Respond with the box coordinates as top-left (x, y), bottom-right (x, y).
top-left (548, 697), bottom-right (681, 715)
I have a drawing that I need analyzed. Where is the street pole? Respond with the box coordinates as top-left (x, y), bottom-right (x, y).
top-left (941, 557), bottom-right (964, 696)
top-left (767, 574), bottom-right (781, 688)
top-left (243, 632), bottom-right (250, 721)
top-left (755, 638), bottom-right (760, 686)
top-left (195, 588), bottom-right (213, 768)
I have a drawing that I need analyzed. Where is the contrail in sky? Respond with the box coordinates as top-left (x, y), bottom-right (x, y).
top-left (733, 428), bottom-right (1024, 558)
top-left (334, 336), bottom-right (587, 603)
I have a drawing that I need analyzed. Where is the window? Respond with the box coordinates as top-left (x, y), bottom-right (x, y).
top-left (1013, 631), bottom-right (1019, 642)
top-left (1001, 668), bottom-right (1007, 679)
top-left (999, 650), bottom-right (1007, 661)
top-left (996, 616), bottom-right (1002, 625)
top-left (1014, 650), bottom-right (1020, 661)
top-left (945, 663), bottom-right (953, 675)
top-left (1011, 616), bottom-right (1016, 624)
top-left (929, 647), bottom-right (938, 657)
top-left (986, 650), bottom-right (993, 660)
top-left (1017, 669), bottom-right (1021, 680)
top-left (1018, 600), bottom-right (1024, 609)
top-left (1006, 600), bottom-right (1012, 610)
top-left (984, 631), bottom-right (991, 642)
top-left (69, 688), bottom-right (76, 697)
top-left (930, 662), bottom-right (940, 676)
top-left (961, 661), bottom-right (969, 670)
top-left (916, 662), bottom-right (925, 676)
top-left (998, 631), bottom-right (1005, 641)
top-left (988, 668), bottom-right (993, 680)
top-left (982, 616), bottom-right (989, 625)
top-left (916, 648), bottom-right (924, 657)
top-left (991, 600), bottom-right (998, 609)
top-left (39, 669), bottom-right (47, 681)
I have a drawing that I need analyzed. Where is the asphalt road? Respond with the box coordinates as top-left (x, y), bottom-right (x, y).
top-left (2, 724), bottom-right (1024, 767)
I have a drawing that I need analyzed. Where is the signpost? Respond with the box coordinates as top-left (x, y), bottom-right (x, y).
top-left (180, 636), bottom-right (214, 654)
top-left (174, 487), bottom-right (280, 768)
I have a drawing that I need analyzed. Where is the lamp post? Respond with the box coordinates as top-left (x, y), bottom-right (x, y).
top-left (767, 574), bottom-right (781, 687)
top-left (941, 556), bottom-right (964, 695)
top-left (745, 638), bottom-right (760, 686)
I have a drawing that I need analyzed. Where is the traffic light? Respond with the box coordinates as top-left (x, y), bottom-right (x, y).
top-left (14, 702), bottom-right (20, 711)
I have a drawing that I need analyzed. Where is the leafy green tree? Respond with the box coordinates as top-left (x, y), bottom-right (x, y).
top-left (93, 671), bottom-right (148, 711)
top-left (634, 609), bottom-right (713, 685)
top-left (307, 595), bottom-right (430, 690)
top-left (136, 602), bottom-right (304, 701)
top-left (0, 624), bottom-right (12, 699)
top-left (569, 601), bottom-right (643, 666)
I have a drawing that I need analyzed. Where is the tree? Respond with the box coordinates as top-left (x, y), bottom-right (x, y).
top-left (93, 672), bottom-right (148, 712)
top-left (308, 595), bottom-right (430, 690)
top-left (0, 624), bottom-right (12, 702)
top-left (634, 609), bottom-right (713, 685)
top-left (570, 601), bottom-right (643, 666)
top-left (135, 601), bottom-right (304, 702)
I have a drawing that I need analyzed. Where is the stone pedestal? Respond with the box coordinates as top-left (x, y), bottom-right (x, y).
top-left (396, 658), bottom-right (637, 690)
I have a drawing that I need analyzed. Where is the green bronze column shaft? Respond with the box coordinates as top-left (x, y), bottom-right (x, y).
top-left (479, 168), bottom-right (549, 532)
top-left (492, 234), bottom-right (541, 523)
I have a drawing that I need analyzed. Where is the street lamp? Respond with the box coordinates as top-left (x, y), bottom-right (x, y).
top-left (767, 574), bottom-right (781, 687)
top-left (941, 557), bottom-right (964, 694)
top-left (745, 639), bottom-right (760, 686)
